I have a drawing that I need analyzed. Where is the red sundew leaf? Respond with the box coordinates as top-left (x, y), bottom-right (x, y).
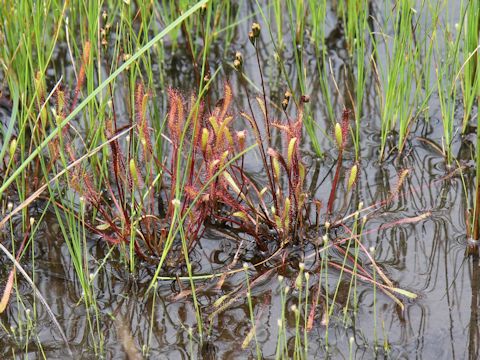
top-left (167, 89), bottom-right (184, 141)
top-left (219, 82), bottom-right (232, 121)
top-left (135, 83), bottom-right (145, 122)
top-left (341, 108), bottom-right (351, 147)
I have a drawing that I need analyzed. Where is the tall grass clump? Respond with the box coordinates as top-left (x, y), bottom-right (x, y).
top-left (433, 1), bottom-right (467, 165)
top-left (254, 1), bottom-right (324, 156)
top-left (337, 0), bottom-right (370, 158)
top-left (308, 0), bottom-right (335, 125)
top-left (470, 112), bottom-right (480, 252)
top-left (469, 0), bottom-right (480, 247)
top-left (277, 0), bottom-right (324, 156)
top-left (373, 0), bottom-right (421, 160)
top-left (461, 0), bottom-right (479, 131)
top-left (472, 121), bottom-right (480, 248)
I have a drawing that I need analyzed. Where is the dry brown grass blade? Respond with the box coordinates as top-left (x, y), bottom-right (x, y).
top-left (337, 223), bottom-right (394, 288)
top-left (242, 293), bottom-right (269, 349)
top-left (0, 230), bottom-right (30, 314)
top-left (327, 261), bottom-right (406, 310)
top-left (0, 268), bottom-right (15, 313)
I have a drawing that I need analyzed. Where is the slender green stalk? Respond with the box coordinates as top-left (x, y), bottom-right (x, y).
top-left (244, 263), bottom-right (262, 359)
top-left (371, 246), bottom-right (377, 351)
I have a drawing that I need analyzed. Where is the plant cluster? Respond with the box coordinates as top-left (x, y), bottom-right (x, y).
top-left (70, 79), bottom-right (320, 263)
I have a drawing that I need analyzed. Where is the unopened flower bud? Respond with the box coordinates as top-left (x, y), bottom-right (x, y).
top-left (201, 128), bottom-right (209, 153)
top-left (9, 138), bottom-right (17, 159)
top-left (347, 164), bottom-right (358, 192)
top-left (335, 122), bottom-right (343, 149)
top-left (129, 159), bottom-right (139, 186)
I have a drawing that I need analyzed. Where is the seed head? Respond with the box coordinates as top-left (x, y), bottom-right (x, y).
top-left (248, 31), bottom-right (255, 45)
top-left (251, 23), bottom-right (261, 37)
top-left (233, 59), bottom-right (242, 71)
top-left (282, 91), bottom-right (291, 110)
top-left (235, 51), bottom-right (243, 63)
top-left (335, 122), bottom-right (343, 150)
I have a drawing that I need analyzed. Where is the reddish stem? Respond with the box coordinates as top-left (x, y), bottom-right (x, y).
top-left (327, 150), bottom-right (343, 216)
